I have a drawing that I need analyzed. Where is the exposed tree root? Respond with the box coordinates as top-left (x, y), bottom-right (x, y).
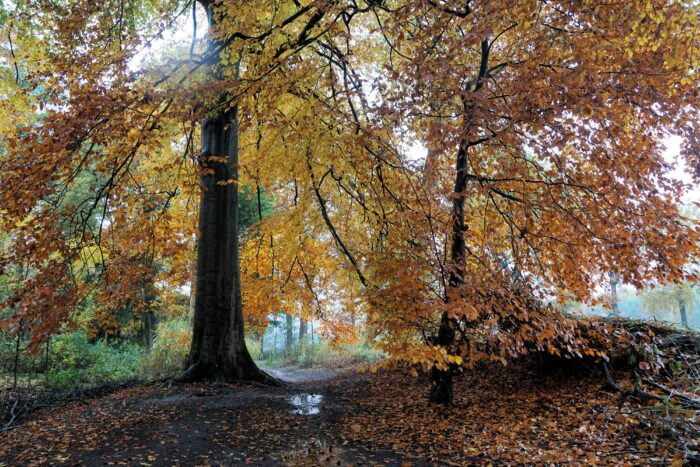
top-left (173, 360), bottom-right (283, 387)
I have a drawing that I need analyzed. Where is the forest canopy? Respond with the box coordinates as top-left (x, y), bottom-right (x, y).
top-left (0, 0), bottom-right (699, 405)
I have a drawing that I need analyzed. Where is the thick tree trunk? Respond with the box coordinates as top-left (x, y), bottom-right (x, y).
top-left (178, 2), bottom-right (275, 385)
top-left (179, 107), bottom-right (274, 384)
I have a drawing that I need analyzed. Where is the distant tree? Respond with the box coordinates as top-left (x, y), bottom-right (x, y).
top-left (285, 313), bottom-right (294, 356)
top-left (608, 272), bottom-right (621, 314)
top-left (641, 284), bottom-right (697, 328)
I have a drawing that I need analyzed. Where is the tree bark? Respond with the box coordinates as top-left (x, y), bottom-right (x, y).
top-left (429, 140), bottom-right (467, 405)
top-left (142, 311), bottom-right (154, 348)
top-left (178, 1), bottom-right (275, 385)
top-left (188, 285), bottom-right (196, 328)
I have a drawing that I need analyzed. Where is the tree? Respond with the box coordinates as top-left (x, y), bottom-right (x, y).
top-left (284, 313), bottom-right (294, 356)
top-left (279, 0), bottom-right (700, 404)
top-left (0, 0), bottom-right (352, 381)
top-left (177, 0), bottom-right (284, 383)
top-left (641, 283), bottom-right (697, 328)
top-left (1, 0), bottom-right (699, 404)
top-left (608, 273), bottom-right (621, 314)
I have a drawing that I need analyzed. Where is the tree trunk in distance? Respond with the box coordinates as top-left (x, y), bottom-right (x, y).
top-left (273, 325), bottom-right (278, 352)
top-left (188, 279), bottom-right (196, 328)
top-left (299, 316), bottom-right (307, 345)
top-left (285, 313), bottom-right (294, 356)
top-left (260, 329), bottom-right (265, 357)
top-left (679, 300), bottom-right (689, 328)
top-left (608, 272), bottom-right (620, 313)
top-left (142, 311), bottom-right (154, 348)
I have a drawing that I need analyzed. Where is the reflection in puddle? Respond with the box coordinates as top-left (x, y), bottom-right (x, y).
top-left (288, 393), bottom-right (323, 415)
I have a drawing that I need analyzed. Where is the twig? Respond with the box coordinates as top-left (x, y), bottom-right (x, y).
top-left (642, 378), bottom-right (700, 410)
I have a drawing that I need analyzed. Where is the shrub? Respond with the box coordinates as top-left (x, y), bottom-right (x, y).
top-left (140, 318), bottom-right (191, 380)
top-left (47, 332), bottom-right (141, 390)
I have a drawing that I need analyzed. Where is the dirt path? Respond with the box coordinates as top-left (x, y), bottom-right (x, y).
top-left (265, 366), bottom-right (343, 383)
top-left (0, 367), bottom-right (423, 466)
top-left (1, 364), bottom-right (692, 465)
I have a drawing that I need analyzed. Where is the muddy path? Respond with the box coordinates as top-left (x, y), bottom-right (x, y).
top-left (1, 367), bottom-right (427, 466)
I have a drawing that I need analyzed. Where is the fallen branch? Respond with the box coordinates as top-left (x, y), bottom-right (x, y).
top-left (604, 363), bottom-right (700, 410)
top-left (642, 378), bottom-right (700, 410)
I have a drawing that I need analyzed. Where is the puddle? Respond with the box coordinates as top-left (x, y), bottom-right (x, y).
top-left (288, 393), bottom-right (324, 415)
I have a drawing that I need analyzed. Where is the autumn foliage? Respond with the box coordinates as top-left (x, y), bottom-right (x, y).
top-left (0, 0), bottom-right (699, 391)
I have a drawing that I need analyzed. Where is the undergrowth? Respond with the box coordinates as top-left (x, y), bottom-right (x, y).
top-left (251, 340), bottom-right (385, 368)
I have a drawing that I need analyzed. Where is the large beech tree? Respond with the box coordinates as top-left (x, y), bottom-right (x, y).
top-left (179, 0), bottom-right (265, 383)
top-left (0, 0), bottom-right (357, 383)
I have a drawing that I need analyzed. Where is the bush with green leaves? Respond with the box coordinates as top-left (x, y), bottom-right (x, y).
top-left (47, 331), bottom-right (141, 389)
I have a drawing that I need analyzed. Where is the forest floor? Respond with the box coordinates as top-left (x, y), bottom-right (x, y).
top-left (0, 362), bottom-right (698, 466)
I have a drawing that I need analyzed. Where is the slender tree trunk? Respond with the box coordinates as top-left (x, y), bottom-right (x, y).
top-left (13, 327), bottom-right (21, 390)
top-left (430, 39), bottom-right (491, 405)
top-left (299, 316), bottom-right (307, 345)
top-left (179, 1), bottom-right (275, 385)
top-left (608, 272), bottom-right (620, 313)
top-left (679, 299), bottom-right (689, 328)
top-left (273, 325), bottom-right (278, 352)
top-left (188, 279), bottom-right (196, 328)
top-left (285, 313), bottom-right (294, 356)
top-left (430, 140), bottom-right (468, 405)
top-left (44, 337), bottom-right (50, 385)
top-left (142, 311), bottom-right (154, 348)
